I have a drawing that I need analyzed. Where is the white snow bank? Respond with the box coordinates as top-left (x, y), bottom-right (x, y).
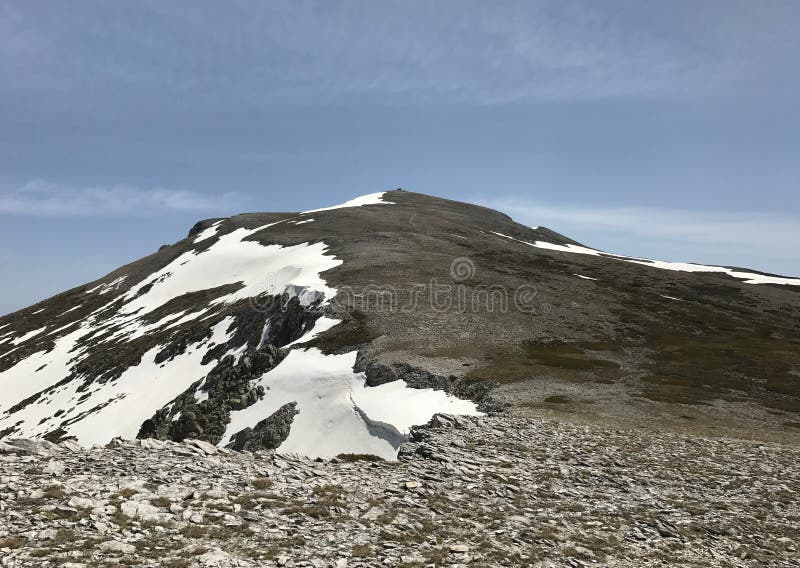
top-left (64, 318), bottom-right (235, 446)
top-left (493, 232), bottom-right (800, 286)
top-left (351, 379), bottom-right (479, 434)
top-left (193, 220), bottom-right (223, 243)
top-left (120, 226), bottom-right (341, 316)
top-left (221, 347), bottom-right (481, 460)
top-left (285, 316), bottom-right (340, 347)
top-left (0, 326), bottom-right (92, 415)
top-left (58, 306), bottom-right (81, 317)
top-left (0, 318), bottom-right (235, 445)
top-left (302, 192), bottom-right (394, 214)
top-left (85, 276), bottom-right (127, 295)
top-left (10, 326), bottom-right (48, 346)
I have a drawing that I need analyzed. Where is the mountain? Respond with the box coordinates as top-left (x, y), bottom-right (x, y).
top-left (1, 190), bottom-right (799, 456)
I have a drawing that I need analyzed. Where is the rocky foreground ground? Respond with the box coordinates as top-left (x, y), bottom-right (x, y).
top-left (1, 414), bottom-right (798, 568)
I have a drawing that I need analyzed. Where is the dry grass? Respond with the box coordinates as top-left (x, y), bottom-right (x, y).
top-left (251, 477), bottom-right (273, 490)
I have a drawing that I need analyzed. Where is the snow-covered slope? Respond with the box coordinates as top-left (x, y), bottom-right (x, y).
top-left (0, 191), bottom-right (481, 458)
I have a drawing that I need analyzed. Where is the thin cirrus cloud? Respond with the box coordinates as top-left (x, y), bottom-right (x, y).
top-left (0, 180), bottom-right (240, 217)
top-left (1, 1), bottom-right (798, 105)
top-left (481, 197), bottom-right (800, 275)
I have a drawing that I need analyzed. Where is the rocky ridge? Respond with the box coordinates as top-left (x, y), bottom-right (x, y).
top-left (1, 413), bottom-right (798, 567)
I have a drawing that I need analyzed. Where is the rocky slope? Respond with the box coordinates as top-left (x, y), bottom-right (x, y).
top-left (1, 413), bottom-right (798, 567)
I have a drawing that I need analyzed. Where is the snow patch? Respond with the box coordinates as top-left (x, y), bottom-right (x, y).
top-left (85, 276), bottom-right (128, 295)
top-left (0, 325), bottom-right (93, 416)
top-left (193, 221), bottom-right (223, 243)
top-left (10, 327), bottom-right (47, 346)
top-left (120, 226), bottom-right (341, 317)
top-left (221, 347), bottom-right (481, 460)
top-left (351, 379), bottom-right (479, 435)
top-left (285, 317), bottom-right (340, 347)
top-left (58, 317), bottom-right (236, 446)
top-left (58, 306), bottom-right (81, 317)
top-left (493, 232), bottom-right (800, 286)
top-left (302, 192), bottom-right (394, 214)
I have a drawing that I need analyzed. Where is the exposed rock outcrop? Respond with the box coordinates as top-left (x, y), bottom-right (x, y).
top-left (226, 402), bottom-right (298, 452)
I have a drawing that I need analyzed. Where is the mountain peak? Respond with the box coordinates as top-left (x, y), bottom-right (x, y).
top-left (1, 190), bottom-right (799, 456)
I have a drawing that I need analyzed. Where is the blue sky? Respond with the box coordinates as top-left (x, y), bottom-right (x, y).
top-left (1, 0), bottom-right (799, 314)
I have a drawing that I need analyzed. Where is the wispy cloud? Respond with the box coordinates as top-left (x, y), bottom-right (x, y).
top-left (2, 1), bottom-right (797, 105)
top-left (481, 197), bottom-right (800, 275)
top-left (0, 180), bottom-right (239, 217)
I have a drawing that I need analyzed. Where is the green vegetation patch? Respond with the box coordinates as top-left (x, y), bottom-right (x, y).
top-left (467, 340), bottom-right (621, 382)
top-left (615, 299), bottom-right (800, 411)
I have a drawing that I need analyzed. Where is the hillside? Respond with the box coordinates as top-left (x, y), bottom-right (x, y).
top-left (1, 190), bottom-right (799, 454)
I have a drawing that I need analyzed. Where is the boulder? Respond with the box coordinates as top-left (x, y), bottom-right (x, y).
top-left (227, 402), bottom-right (298, 452)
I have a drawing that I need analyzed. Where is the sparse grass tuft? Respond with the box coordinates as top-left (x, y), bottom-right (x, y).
top-left (251, 477), bottom-right (273, 490)
top-left (150, 496), bottom-right (172, 508)
top-left (0, 536), bottom-right (26, 549)
top-left (351, 544), bottom-right (375, 557)
top-left (544, 395), bottom-right (572, 404)
top-left (337, 453), bottom-right (384, 462)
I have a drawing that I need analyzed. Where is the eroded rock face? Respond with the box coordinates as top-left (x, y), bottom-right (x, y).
top-left (136, 345), bottom-right (286, 445)
top-left (136, 292), bottom-right (321, 446)
top-left (226, 402), bottom-right (298, 452)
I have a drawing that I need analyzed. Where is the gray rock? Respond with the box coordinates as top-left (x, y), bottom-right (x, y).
top-left (185, 438), bottom-right (219, 455)
top-left (227, 402), bottom-right (298, 452)
top-left (98, 540), bottom-right (136, 554)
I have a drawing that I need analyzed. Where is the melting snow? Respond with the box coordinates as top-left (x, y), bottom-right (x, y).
top-left (58, 306), bottom-right (81, 317)
top-left (286, 317), bottom-right (340, 347)
top-left (0, 325), bottom-right (92, 416)
top-left (493, 232), bottom-right (800, 286)
top-left (64, 318), bottom-right (235, 446)
top-left (193, 220), bottom-right (223, 243)
top-left (302, 192), bottom-right (394, 214)
top-left (0, 318), bottom-right (236, 445)
top-left (1, 209), bottom-right (483, 456)
top-left (120, 226), bottom-right (341, 317)
top-left (221, 347), bottom-right (481, 460)
top-left (10, 327), bottom-right (48, 346)
top-left (85, 276), bottom-right (128, 295)
top-left (351, 379), bottom-right (479, 435)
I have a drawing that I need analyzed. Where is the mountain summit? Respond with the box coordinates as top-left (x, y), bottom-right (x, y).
top-left (1, 190), bottom-right (799, 455)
